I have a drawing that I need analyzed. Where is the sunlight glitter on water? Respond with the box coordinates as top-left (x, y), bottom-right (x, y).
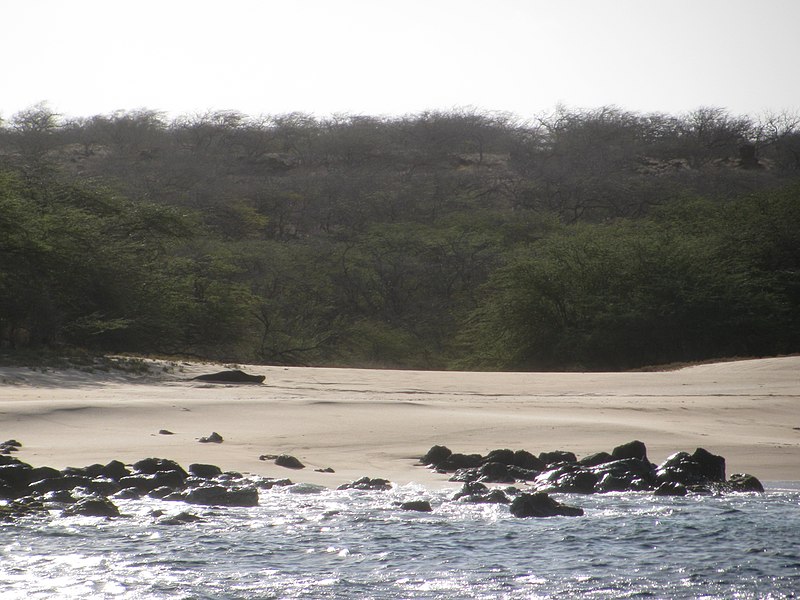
top-left (0, 484), bottom-right (798, 599)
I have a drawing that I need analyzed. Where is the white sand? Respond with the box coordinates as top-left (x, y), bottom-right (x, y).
top-left (1, 356), bottom-right (798, 487)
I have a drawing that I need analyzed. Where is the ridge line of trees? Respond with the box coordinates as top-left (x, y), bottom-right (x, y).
top-left (1, 103), bottom-right (799, 370)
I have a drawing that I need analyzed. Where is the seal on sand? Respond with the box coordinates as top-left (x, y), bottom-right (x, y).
top-left (192, 370), bottom-right (265, 384)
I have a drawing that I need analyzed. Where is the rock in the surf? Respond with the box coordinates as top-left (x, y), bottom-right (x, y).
top-left (184, 485), bottom-right (259, 507)
top-left (726, 473), bottom-right (765, 493)
top-left (400, 500), bottom-right (433, 512)
top-left (509, 492), bottom-right (584, 518)
top-left (337, 477), bottom-right (392, 491)
top-left (63, 497), bottom-right (121, 518)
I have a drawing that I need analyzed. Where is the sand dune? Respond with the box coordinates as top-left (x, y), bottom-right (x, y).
top-left (1, 356), bottom-right (798, 487)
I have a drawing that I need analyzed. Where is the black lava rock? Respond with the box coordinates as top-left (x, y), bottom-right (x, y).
top-left (113, 487), bottom-right (143, 500)
top-left (691, 447), bottom-right (726, 482)
top-left (654, 481), bottom-right (688, 496)
top-left (477, 462), bottom-right (516, 484)
top-left (85, 477), bottom-right (122, 497)
top-left (452, 481), bottom-right (489, 500)
top-left (133, 458), bottom-right (189, 478)
top-left (612, 440), bottom-right (649, 462)
top-left (435, 453), bottom-right (483, 472)
top-left (29, 466), bottom-right (62, 481)
top-left (337, 477), bottom-right (392, 491)
top-left (189, 463), bottom-right (223, 479)
top-left (553, 470), bottom-right (598, 494)
top-left (255, 478), bottom-right (293, 490)
top-left (727, 473), bottom-right (765, 493)
top-left (579, 452), bottom-right (615, 467)
top-left (655, 449), bottom-right (725, 487)
top-left (119, 470), bottom-right (187, 494)
top-left (42, 490), bottom-right (77, 504)
top-left (185, 485), bottom-right (259, 507)
top-left (420, 445), bottom-right (452, 466)
top-left (458, 489), bottom-right (511, 504)
top-left (29, 476), bottom-right (92, 495)
top-left (274, 455), bottom-right (305, 470)
top-left (0, 463), bottom-right (34, 493)
top-left (591, 458), bottom-right (657, 492)
top-left (483, 449), bottom-right (515, 465)
top-left (538, 450), bottom-right (578, 466)
top-left (512, 450), bottom-right (546, 471)
top-left (99, 460), bottom-right (131, 481)
top-left (63, 497), bottom-right (120, 518)
top-left (509, 492), bottom-right (584, 518)
top-left (159, 511), bottom-right (205, 525)
top-left (400, 500), bottom-right (433, 512)
top-left (148, 486), bottom-right (179, 499)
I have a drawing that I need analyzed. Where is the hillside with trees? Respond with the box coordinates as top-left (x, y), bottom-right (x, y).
top-left (1, 103), bottom-right (799, 370)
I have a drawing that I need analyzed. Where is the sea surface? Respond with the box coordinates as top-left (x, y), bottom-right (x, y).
top-left (1, 481), bottom-right (798, 599)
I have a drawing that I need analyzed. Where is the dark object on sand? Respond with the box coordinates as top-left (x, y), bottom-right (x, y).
top-left (158, 429), bottom-right (174, 435)
top-left (199, 432), bottom-right (224, 444)
top-left (420, 444), bottom-right (452, 466)
top-left (274, 454), bottom-right (305, 470)
top-left (192, 370), bottom-right (265, 384)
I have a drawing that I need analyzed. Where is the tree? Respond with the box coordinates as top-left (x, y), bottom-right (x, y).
top-left (463, 192), bottom-right (798, 371)
top-left (0, 168), bottom-right (260, 357)
top-left (5, 102), bottom-right (62, 173)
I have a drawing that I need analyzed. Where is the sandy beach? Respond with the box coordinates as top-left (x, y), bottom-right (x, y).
top-left (1, 356), bottom-right (798, 487)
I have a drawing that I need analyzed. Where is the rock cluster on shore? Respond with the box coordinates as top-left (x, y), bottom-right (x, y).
top-left (419, 440), bottom-right (765, 496)
top-left (0, 443), bottom-right (292, 521)
top-left (0, 439), bottom-right (765, 523)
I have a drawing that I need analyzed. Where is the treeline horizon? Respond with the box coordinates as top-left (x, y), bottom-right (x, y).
top-left (1, 103), bottom-right (799, 370)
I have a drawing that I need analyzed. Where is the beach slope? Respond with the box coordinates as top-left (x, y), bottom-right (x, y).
top-left (1, 356), bottom-right (798, 487)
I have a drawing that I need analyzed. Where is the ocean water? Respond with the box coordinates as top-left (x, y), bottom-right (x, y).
top-left (1, 482), bottom-right (798, 599)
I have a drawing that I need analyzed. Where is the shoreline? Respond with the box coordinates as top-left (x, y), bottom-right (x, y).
top-left (1, 356), bottom-right (799, 487)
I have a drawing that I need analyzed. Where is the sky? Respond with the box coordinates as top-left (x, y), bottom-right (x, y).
top-left (2, 0), bottom-right (799, 122)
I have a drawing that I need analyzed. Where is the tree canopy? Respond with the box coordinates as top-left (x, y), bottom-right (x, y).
top-left (1, 104), bottom-right (799, 369)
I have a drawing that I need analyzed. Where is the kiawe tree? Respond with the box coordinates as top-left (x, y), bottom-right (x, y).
top-left (2, 104), bottom-right (799, 368)
top-left (463, 189), bottom-right (800, 371)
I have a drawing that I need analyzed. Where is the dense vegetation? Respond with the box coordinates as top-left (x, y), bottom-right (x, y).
top-left (1, 103), bottom-right (799, 370)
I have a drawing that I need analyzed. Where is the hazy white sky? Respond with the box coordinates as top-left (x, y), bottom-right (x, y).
top-left (2, 0), bottom-right (799, 121)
